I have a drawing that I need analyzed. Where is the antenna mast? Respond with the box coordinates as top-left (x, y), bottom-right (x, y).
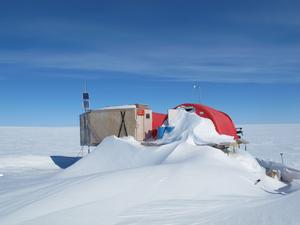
top-left (82, 80), bottom-right (91, 154)
top-left (193, 82), bottom-right (201, 103)
top-left (82, 80), bottom-right (90, 112)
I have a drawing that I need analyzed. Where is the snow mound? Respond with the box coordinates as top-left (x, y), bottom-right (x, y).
top-left (158, 109), bottom-right (235, 145)
top-left (60, 136), bottom-right (179, 178)
top-left (61, 110), bottom-right (268, 185)
top-left (62, 110), bottom-right (236, 178)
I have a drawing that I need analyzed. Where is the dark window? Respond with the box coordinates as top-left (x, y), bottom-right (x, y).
top-left (146, 113), bottom-right (150, 119)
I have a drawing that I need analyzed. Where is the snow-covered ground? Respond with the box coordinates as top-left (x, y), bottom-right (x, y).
top-left (243, 124), bottom-right (300, 169)
top-left (0, 116), bottom-right (299, 225)
top-left (0, 127), bottom-right (79, 176)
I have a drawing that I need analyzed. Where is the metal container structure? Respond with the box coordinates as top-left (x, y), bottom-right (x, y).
top-left (80, 104), bottom-right (152, 146)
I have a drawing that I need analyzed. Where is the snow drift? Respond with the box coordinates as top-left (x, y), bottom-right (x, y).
top-left (62, 109), bottom-right (236, 178)
top-left (158, 109), bottom-right (235, 145)
top-left (0, 112), bottom-right (299, 225)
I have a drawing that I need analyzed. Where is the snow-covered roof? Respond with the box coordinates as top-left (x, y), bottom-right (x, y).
top-left (99, 104), bottom-right (137, 110)
top-left (98, 104), bottom-right (149, 111)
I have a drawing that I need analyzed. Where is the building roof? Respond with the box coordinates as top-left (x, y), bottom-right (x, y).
top-left (177, 103), bottom-right (239, 139)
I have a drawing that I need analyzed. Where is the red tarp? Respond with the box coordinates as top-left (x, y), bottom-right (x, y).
top-left (177, 103), bottom-right (239, 139)
top-left (152, 112), bottom-right (167, 138)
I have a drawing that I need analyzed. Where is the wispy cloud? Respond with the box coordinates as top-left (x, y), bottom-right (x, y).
top-left (0, 43), bottom-right (299, 83)
top-left (0, 9), bottom-right (299, 84)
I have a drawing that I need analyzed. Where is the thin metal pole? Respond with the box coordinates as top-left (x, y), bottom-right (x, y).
top-left (84, 80), bottom-right (87, 93)
top-left (193, 83), bottom-right (201, 103)
top-left (280, 153), bottom-right (284, 164)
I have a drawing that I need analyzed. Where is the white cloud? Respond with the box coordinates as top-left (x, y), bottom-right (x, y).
top-left (1, 43), bottom-right (299, 83)
top-left (0, 17), bottom-right (299, 83)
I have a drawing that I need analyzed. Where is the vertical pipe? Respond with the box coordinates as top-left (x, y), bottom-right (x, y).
top-left (280, 153), bottom-right (284, 164)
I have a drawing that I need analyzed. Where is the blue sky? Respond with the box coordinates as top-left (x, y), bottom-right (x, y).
top-left (0, 0), bottom-right (299, 126)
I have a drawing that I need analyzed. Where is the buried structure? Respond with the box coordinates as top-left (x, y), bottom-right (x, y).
top-left (80, 104), bottom-right (153, 146)
top-left (79, 102), bottom-right (300, 183)
top-left (80, 102), bottom-right (243, 148)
